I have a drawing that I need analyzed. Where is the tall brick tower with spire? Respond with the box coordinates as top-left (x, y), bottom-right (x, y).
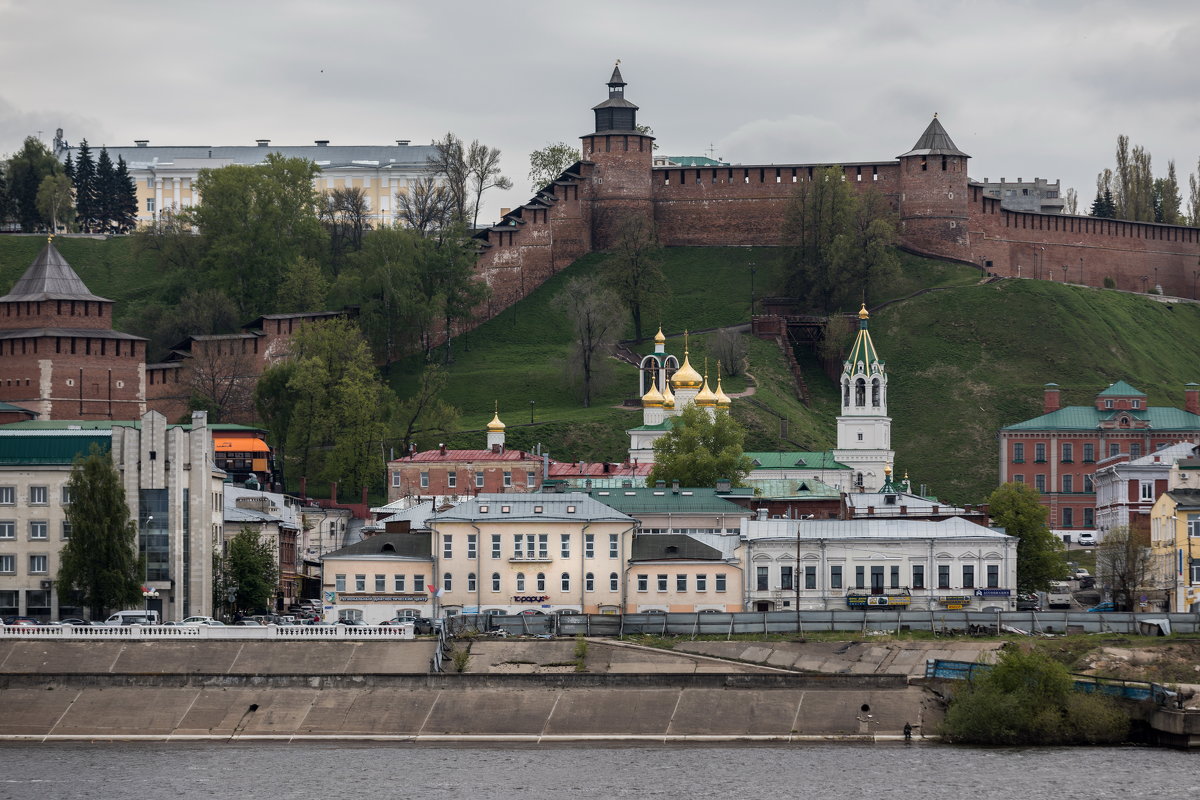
top-left (582, 63), bottom-right (655, 250)
top-left (896, 115), bottom-right (971, 261)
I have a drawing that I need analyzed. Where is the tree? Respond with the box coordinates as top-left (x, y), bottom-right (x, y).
top-left (123, 286), bottom-right (241, 363)
top-left (427, 132), bottom-right (470, 222)
top-left (332, 227), bottom-right (429, 363)
top-left (0, 161), bottom-right (12, 225)
top-left (392, 364), bottom-right (461, 454)
top-left (408, 224), bottom-right (489, 364)
top-left (986, 482), bottom-right (1067, 594)
top-left (112, 155), bottom-right (139, 232)
top-left (214, 526), bottom-right (279, 616)
top-left (7, 136), bottom-right (62, 231)
top-left (556, 274), bottom-right (623, 408)
top-left (605, 214), bottom-right (667, 342)
top-left (646, 404), bottom-right (754, 488)
top-left (1095, 525), bottom-right (1151, 612)
top-left (56, 444), bottom-right (143, 619)
top-left (709, 328), bottom-right (747, 378)
top-left (1188, 158), bottom-right (1200, 226)
top-left (36, 173), bottom-right (75, 233)
top-left (93, 147), bottom-right (117, 232)
top-left (186, 339), bottom-right (258, 423)
top-left (276, 255), bottom-right (330, 313)
top-left (528, 141), bottom-right (581, 191)
top-left (1153, 160), bottom-right (1182, 225)
top-left (1064, 187), bottom-right (1079, 215)
top-left (320, 186), bottom-right (371, 271)
top-left (467, 139), bottom-right (512, 229)
top-left (72, 139), bottom-right (98, 232)
top-left (396, 176), bottom-right (452, 235)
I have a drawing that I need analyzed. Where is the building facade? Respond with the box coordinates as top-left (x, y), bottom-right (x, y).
top-left (975, 177), bottom-right (1066, 215)
top-left (320, 532), bottom-right (434, 624)
top-left (1149, 489), bottom-right (1200, 612)
top-left (832, 306), bottom-right (894, 491)
top-left (1093, 442), bottom-right (1194, 541)
top-left (999, 381), bottom-right (1200, 539)
top-left (626, 534), bottom-right (743, 613)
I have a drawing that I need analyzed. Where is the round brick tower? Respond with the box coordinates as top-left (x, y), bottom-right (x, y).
top-left (581, 63), bottom-right (654, 250)
top-left (896, 115), bottom-right (971, 261)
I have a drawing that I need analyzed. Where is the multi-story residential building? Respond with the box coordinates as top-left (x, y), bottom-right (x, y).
top-left (741, 517), bottom-right (1017, 612)
top-left (320, 532), bottom-right (434, 624)
top-left (1149, 488), bottom-right (1200, 612)
top-left (53, 132), bottom-right (438, 229)
top-left (974, 177), bottom-right (1066, 215)
top-left (222, 486), bottom-right (303, 612)
top-left (1093, 442), bottom-right (1195, 541)
top-left (626, 534), bottom-right (743, 613)
top-left (430, 493), bottom-right (636, 616)
top-left (0, 410), bottom-right (223, 621)
top-left (999, 382), bottom-right (1200, 540)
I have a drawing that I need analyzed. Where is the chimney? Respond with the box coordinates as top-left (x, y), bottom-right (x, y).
top-left (756, 508), bottom-right (767, 521)
top-left (715, 478), bottom-right (731, 493)
top-left (1186, 383), bottom-right (1200, 415)
top-left (134, 139), bottom-right (149, 147)
top-left (1043, 383), bottom-right (1061, 414)
top-left (655, 480), bottom-right (666, 488)
top-left (256, 139), bottom-right (271, 147)
top-left (439, 443), bottom-right (446, 455)
top-left (314, 139), bottom-right (329, 146)
top-left (672, 480), bottom-right (680, 494)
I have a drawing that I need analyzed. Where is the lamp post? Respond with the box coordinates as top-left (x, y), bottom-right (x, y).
top-left (1080, 257), bottom-right (1084, 285)
top-left (1193, 269), bottom-right (1199, 300)
top-left (1061, 265), bottom-right (1068, 284)
top-left (749, 260), bottom-right (757, 315)
top-left (529, 400), bottom-right (535, 424)
top-left (1141, 274), bottom-right (1150, 293)
top-left (141, 515), bottom-right (153, 613)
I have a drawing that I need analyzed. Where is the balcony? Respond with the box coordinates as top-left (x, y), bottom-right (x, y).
top-left (509, 554), bottom-right (552, 563)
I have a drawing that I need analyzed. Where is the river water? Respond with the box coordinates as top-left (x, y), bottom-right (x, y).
top-left (0, 743), bottom-right (1196, 799)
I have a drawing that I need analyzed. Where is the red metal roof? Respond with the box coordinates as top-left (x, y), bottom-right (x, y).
top-left (548, 462), bottom-right (653, 477)
top-left (390, 449), bottom-right (539, 464)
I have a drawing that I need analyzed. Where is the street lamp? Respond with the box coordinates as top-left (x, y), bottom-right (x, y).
top-left (1061, 265), bottom-right (1068, 283)
top-left (1141, 275), bottom-right (1150, 293)
top-left (529, 400), bottom-right (535, 424)
top-left (1080, 257), bottom-right (1084, 285)
top-left (1193, 269), bottom-right (1199, 300)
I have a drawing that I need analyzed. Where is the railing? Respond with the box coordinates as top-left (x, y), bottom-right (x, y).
top-left (0, 624), bottom-right (414, 640)
top-left (925, 658), bottom-right (1177, 705)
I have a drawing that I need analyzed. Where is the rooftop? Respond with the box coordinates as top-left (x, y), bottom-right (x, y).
top-left (432, 492), bottom-right (634, 524)
top-left (745, 451), bottom-right (851, 471)
top-left (0, 241), bottom-right (110, 304)
top-left (630, 533), bottom-right (725, 562)
top-left (743, 517), bottom-right (1008, 541)
top-left (585, 486), bottom-right (752, 515)
top-left (323, 532), bottom-right (432, 560)
top-left (1002, 406), bottom-right (1200, 431)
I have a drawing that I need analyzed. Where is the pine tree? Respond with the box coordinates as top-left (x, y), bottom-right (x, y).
top-left (114, 155), bottom-right (138, 233)
top-left (94, 147), bottom-right (116, 232)
top-left (63, 152), bottom-right (75, 183)
top-left (73, 139), bottom-right (97, 232)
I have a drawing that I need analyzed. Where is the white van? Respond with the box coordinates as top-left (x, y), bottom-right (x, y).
top-left (1046, 582), bottom-right (1073, 609)
top-left (104, 610), bottom-right (159, 626)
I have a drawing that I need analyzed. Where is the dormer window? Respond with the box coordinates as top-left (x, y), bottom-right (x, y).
top-left (382, 543), bottom-right (396, 552)
top-left (566, 505), bottom-right (577, 513)
top-left (533, 506), bottom-right (543, 513)
top-left (665, 545), bottom-right (678, 554)
top-left (479, 505), bottom-right (489, 513)
top-left (501, 505), bottom-right (511, 513)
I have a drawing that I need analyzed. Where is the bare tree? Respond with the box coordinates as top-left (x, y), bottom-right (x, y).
top-left (319, 186), bottom-right (371, 271)
top-left (606, 214), bottom-right (666, 341)
top-left (427, 132), bottom-right (470, 223)
top-left (187, 339), bottom-right (259, 423)
top-left (1064, 187), bottom-right (1079, 215)
top-left (467, 140), bottom-right (512, 229)
top-left (396, 176), bottom-right (452, 235)
top-left (557, 274), bottom-right (623, 408)
top-left (1095, 525), bottom-right (1151, 612)
top-left (710, 329), bottom-right (747, 378)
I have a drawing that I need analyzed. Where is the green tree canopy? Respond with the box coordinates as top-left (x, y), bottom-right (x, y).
top-left (528, 141), bottom-right (581, 192)
top-left (987, 482), bottom-right (1066, 594)
top-left (7, 136), bottom-right (62, 231)
top-left (56, 444), bottom-right (143, 619)
top-left (647, 405), bottom-right (754, 488)
top-left (556, 273), bottom-right (623, 408)
top-left (215, 526), bottom-right (280, 616)
top-left (36, 173), bottom-right (75, 234)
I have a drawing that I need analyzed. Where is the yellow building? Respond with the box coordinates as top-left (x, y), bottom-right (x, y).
top-left (320, 532), bottom-right (434, 624)
top-left (627, 535), bottom-right (744, 613)
top-left (1149, 489), bottom-right (1200, 612)
top-left (430, 493), bottom-right (636, 615)
top-left (54, 137), bottom-right (439, 228)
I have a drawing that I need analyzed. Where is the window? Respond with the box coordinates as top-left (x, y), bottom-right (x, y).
top-left (1083, 508), bottom-right (1094, 527)
top-left (1105, 399), bottom-right (1114, 409)
top-left (29, 555), bottom-right (47, 574)
top-left (61, 486), bottom-right (71, 505)
top-left (503, 470), bottom-right (512, 487)
top-left (1084, 474), bottom-right (1094, 492)
top-left (0, 555), bottom-right (13, 573)
top-left (855, 566), bottom-right (865, 589)
top-left (676, 574), bottom-right (687, 592)
top-left (420, 471), bottom-right (429, 489)
top-left (870, 566), bottom-right (884, 592)
top-left (756, 566), bottom-right (769, 591)
top-left (491, 534), bottom-right (501, 559)
top-left (29, 486), bottom-right (47, 505)
top-left (962, 565), bottom-right (975, 588)
top-left (1012, 443), bottom-right (1025, 462)
top-left (475, 471), bottom-right (484, 488)
top-left (696, 574), bottom-right (707, 591)
top-left (610, 572), bottom-right (619, 591)
top-left (29, 521), bottom-right (47, 540)
top-left (1130, 443), bottom-right (1142, 458)
top-left (491, 573), bottom-right (500, 592)
top-left (526, 471), bottom-right (536, 488)
top-left (584, 534), bottom-right (595, 558)
top-left (1192, 564), bottom-right (1200, 584)
top-left (1109, 443), bottom-right (1120, 457)
top-left (937, 565), bottom-right (950, 589)
top-left (443, 572), bottom-right (452, 591)
top-left (715, 575), bottom-right (727, 592)
top-left (467, 534), bottom-right (477, 559)
top-left (561, 534), bottom-right (571, 559)
top-left (890, 565), bottom-right (900, 589)
top-left (336, 574), bottom-right (346, 592)
top-left (1034, 443), bottom-right (1046, 463)
top-left (0, 487), bottom-right (12, 505)
top-left (394, 575), bottom-right (406, 592)
top-left (447, 471), bottom-right (456, 489)
top-left (375, 575), bottom-right (386, 592)
top-left (780, 565), bottom-right (794, 590)
top-left (609, 534), bottom-right (619, 559)
top-left (561, 572), bottom-right (571, 591)
top-left (657, 574), bottom-right (668, 592)
top-left (414, 575), bottom-right (425, 591)
top-left (1062, 474), bottom-right (1073, 493)
top-left (443, 535), bottom-right (453, 559)
top-left (516, 572), bottom-right (526, 591)
top-left (467, 573), bottom-right (477, 592)
top-left (61, 521), bottom-right (71, 540)
top-left (806, 565), bottom-right (817, 590)
top-left (536, 573), bottom-right (546, 591)
top-left (538, 534), bottom-right (548, 559)
top-left (987, 564), bottom-right (999, 588)
top-left (1014, 474), bottom-right (1025, 484)
top-left (585, 572), bottom-right (595, 592)
top-left (391, 471), bottom-right (401, 488)
top-left (146, 198), bottom-right (155, 213)
top-left (1083, 443), bottom-right (1095, 462)
top-left (1132, 399), bottom-right (1141, 409)
top-left (912, 564), bottom-right (925, 589)
top-left (1140, 481), bottom-right (1154, 501)
top-left (830, 565), bottom-right (843, 589)
top-left (637, 574), bottom-right (648, 592)
top-left (355, 574), bottom-right (366, 592)
top-left (1034, 474), bottom-right (1047, 493)
top-left (1061, 443), bottom-right (1073, 462)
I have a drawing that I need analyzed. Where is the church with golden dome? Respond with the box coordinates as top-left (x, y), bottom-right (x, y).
top-left (628, 328), bottom-right (731, 463)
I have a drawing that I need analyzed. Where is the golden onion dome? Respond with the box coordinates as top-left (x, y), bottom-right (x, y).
top-left (858, 303), bottom-right (870, 321)
top-left (654, 326), bottom-right (666, 346)
top-left (641, 382), bottom-right (664, 408)
top-left (661, 381), bottom-right (676, 408)
top-left (694, 376), bottom-right (718, 407)
top-left (487, 409), bottom-right (506, 431)
top-left (715, 375), bottom-right (731, 406)
top-left (671, 354), bottom-right (704, 390)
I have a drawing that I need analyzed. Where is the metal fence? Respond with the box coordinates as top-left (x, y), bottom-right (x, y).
top-left (446, 609), bottom-right (1195, 637)
top-left (0, 624), bottom-right (414, 640)
top-left (926, 658), bottom-right (1177, 705)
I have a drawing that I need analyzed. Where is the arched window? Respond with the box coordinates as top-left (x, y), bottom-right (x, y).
top-left (585, 572), bottom-right (595, 592)
top-left (561, 572), bottom-right (571, 591)
top-left (536, 572), bottom-right (546, 591)
top-left (855, 378), bottom-right (866, 407)
top-left (442, 572), bottom-right (452, 591)
top-left (609, 572), bottom-right (619, 591)
top-left (515, 572), bottom-right (526, 591)
top-left (467, 572), bottom-right (477, 592)
top-left (491, 572), bottom-right (500, 592)
top-left (843, 380), bottom-right (850, 406)
top-left (856, 472), bottom-right (864, 487)
top-left (871, 378), bottom-right (881, 407)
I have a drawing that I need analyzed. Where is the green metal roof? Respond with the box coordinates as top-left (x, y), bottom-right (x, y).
top-left (1002, 406), bottom-right (1200, 431)
top-left (627, 419), bottom-right (676, 433)
top-left (845, 317), bottom-right (882, 373)
top-left (0, 433), bottom-right (111, 465)
top-left (0, 402), bottom-right (35, 415)
top-left (0, 419), bottom-right (219, 432)
top-left (744, 451), bottom-right (851, 471)
top-left (586, 487), bottom-right (751, 514)
top-left (1097, 380), bottom-right (1146, 397)
top-left (743, 477), bottom-right (842, 499)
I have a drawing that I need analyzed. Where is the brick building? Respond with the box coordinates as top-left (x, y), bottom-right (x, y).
top-left (999, 381), bottom-right (1200, 539)
top-left (1092, 441), bottom-right (1195, 542)
top-left (0, 240), bottom-right (147, 420)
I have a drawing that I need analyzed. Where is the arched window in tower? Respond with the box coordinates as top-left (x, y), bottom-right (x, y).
top-left (855, 378), bottom-right (866, 407)
top-left (871, 378), bottom-right (881, 407)
top-left (843, 380), bottom-right (850, 407)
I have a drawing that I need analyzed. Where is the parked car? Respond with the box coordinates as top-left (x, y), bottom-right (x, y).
top-left (180, 616), bottom-right (225, 626)
top-left (58, 618), bottom-right (92, 626)
top-left (1087, 602), bottom-right (1116, 613)
top-left (1073, 568), bottom-right (1091, 580)
top-left (1016, 593), bottom-right (1041, 611)
top-left (336, 618), bottom-right (366, 626)
top-left (3, 616), bottom-right (40, 626)
top-left (234, 620), bottom-right (263, 626)
top-left (411, 617), bottom-right (437, 634)
top-left (1078, 532), bottom-right (1096, 546)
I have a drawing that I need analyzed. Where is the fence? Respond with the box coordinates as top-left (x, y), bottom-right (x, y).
top-left (925, 658), bottom-right (1177, 705)
top-left (0, 623), bottom-right (414, 640)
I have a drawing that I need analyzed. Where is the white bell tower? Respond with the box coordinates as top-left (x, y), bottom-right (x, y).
top-left (832, 304), bottom-right (894, 491)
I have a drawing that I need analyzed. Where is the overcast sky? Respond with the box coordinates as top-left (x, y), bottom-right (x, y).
top-left (2, 0), bottom-right (1197, 222)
